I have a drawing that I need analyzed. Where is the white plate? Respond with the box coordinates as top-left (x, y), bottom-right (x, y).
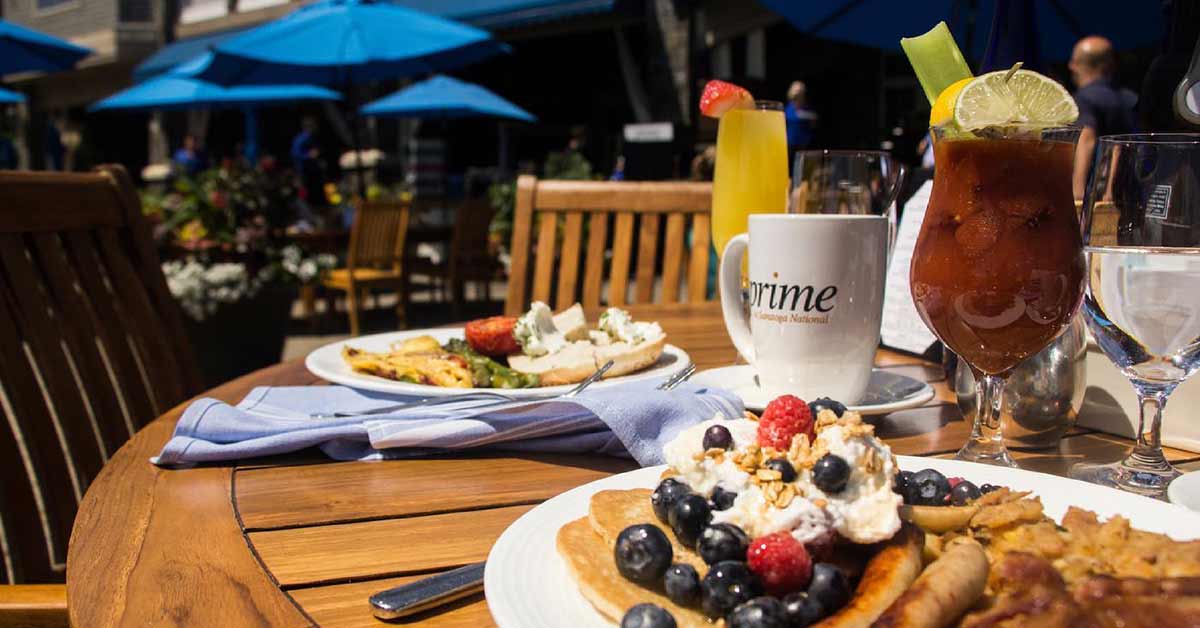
top-left (304, 328), bottom-right (691, 397)
top-left (1169, 470), bottom-right (1200, 512)
top-left (690, 365), bottom-right (935, 415)
top-left (485, 456), bottom-right (1200, 628)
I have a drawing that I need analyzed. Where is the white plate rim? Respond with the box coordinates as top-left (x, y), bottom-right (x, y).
top-left (485, 456), bottom-right (1200, 628)
top-left (690, 364), bottom-right (935, 415)
top-left (1168, 470), bottom-right (1200, 512)
top-left (304, 327), bottom-right (691, 397)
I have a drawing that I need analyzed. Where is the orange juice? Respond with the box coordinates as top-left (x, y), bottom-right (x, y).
top-left (711, 102), bottom-right (789, 256)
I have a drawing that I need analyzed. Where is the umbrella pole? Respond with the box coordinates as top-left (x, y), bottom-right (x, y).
top-left (348, 82), bottom-right (368, 199)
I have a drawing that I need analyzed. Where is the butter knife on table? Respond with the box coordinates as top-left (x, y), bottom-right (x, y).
top-left (370, 561), bottom-right (485, 620)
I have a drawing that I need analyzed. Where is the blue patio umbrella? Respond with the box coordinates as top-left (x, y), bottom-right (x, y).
top-left (757, 0), bottom-right (1161, 64)
top-left (0, 87), bottom-right (25, 104)
top-left (89, 69), bottom-right (340, 162)
top-left (360, 75), bottom-right (535, 121)
top-left (0, 19), bottom-right (91, 74)
top-left (177, 0), bottom-right (509, 87)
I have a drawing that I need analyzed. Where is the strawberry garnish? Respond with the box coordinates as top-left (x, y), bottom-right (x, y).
top-left (699, 80), bottom-right (753, 118)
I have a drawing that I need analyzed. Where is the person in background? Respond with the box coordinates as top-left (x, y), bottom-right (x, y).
top-left (291, 116), bottom-right (325, 210)
top-left (785, 80), bottom-right (818, 165)
top-left (172, 134), bottom-right (207, 175)
top-left (689, 145), bottom-right (716, 181)
top-left (609, 155), bottom-right (626, 181)
top-left (44, 114), bottom-right (64, 171)
top-left (1069, 35), bottom-right (1139, 200)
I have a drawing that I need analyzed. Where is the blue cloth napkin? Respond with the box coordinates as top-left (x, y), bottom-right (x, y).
top-left (151, 380), bottom-right (742, 467)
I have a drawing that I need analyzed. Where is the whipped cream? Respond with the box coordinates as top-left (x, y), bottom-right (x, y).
top-left (663, 419), bottom-right (757, 495)
top-left (806, 424), bottom-right (902, 544)
top-left (662, 413), bottom-right (901, 546)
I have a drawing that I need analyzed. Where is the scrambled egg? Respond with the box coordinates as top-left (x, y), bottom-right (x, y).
top-left (341, 336), bottom-right (472, 387)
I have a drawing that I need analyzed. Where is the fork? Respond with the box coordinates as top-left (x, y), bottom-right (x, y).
top-left (657, 363), bottom-right (696, 391)
top-left (312, 360), bottom-right (615, 419)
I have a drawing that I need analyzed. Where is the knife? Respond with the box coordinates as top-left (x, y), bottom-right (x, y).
top-left (369, 561), bottom-right (486, 620)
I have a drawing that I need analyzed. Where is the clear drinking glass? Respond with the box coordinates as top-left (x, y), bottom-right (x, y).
top-left (1071, 133), bottom-right (1200, 497)
top-left (910, 126), bottom-right (1086, 466)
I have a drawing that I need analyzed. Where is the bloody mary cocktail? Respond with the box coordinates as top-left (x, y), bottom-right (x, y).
top-left (910, 133), bottom-right (1085, 376)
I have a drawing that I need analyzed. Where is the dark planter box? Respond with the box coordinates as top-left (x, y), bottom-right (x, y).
top-left (185, 285), bottom-right (296, 389)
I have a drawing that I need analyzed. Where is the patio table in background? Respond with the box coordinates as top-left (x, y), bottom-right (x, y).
top-left (66, 302), bottom-right (1200, 627)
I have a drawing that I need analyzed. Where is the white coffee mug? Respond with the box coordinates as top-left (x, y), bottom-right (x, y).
top-left (719, 214), bottom-right (889, 404)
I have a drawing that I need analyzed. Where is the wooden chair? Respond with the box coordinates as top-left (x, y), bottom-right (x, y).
top-left (504, 175), bottom-right (714, 316)
top-left (321, 199), bottom-right (410, 336)
top-left (0, 166), bottom-right (202, 625)
top-left (446, 196), bottom-right (502, 317)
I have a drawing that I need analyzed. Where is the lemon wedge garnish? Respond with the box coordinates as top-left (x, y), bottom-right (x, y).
top-left (953, 68), bottom-right (1078, 131)
top-left (930, 78), bottom-right (972, 127)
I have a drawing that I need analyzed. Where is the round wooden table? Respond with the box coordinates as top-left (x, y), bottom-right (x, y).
top-left (66, 302), bottom-right (1200, 627)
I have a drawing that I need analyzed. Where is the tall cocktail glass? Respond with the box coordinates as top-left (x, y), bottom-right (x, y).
top-left (711, 101), bottom-right (788, 256)
top-left (910, 126), bottom-right (1085, 466)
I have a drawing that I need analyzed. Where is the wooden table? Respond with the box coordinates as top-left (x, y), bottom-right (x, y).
top-left (66, 302), bottom-right (1200, 627)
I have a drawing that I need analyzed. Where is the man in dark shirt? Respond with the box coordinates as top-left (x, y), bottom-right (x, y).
top-left (1069, 35), bottom-right (1138, 199)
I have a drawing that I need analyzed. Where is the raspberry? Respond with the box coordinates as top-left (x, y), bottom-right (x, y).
top-left (746, 532), bottom-right (813, 595)
top-left (757, 395), bottom-right (815, 450)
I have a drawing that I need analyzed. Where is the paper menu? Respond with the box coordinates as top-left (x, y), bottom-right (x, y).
top-left (881, 181), bottom-right (939, 355)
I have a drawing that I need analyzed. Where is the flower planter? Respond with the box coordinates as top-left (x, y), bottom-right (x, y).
top-left (185, 284), bottom-right (296, 388)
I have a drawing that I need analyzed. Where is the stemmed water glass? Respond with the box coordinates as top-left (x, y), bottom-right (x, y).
top-left (1071, 133), bottom-right (1200, 497)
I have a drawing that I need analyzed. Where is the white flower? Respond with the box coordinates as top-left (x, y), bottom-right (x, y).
top-left (161, 259), bottom-right (261, 321)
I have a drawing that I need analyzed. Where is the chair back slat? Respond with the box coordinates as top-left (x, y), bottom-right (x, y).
top-left (348, 200), bottom-right (409, 269)
top-left (530, 212), bottom-right (557, 306)
top-left (554, 212), bottom-right (584, 311)
top-left (607, 212), bottom-right (636, 306)
top-left (581, 212), bottom-right (609, 310)
top-left (0, 166), bottom-right (200, 583)
top-left (504, 176), bottom-right (714, 315)
top-left (687, 213), bottom-right (712, 303)
top-left (29, 233), bottom-right (130, 454)
top-left (0, 283), bottom-right (78, 584)
top-left (660, 213), bottom-right (687, 304)
top-left (61, 230), bottom-right (158, 427)
top-left (634, 213), bottom-right (661, 303)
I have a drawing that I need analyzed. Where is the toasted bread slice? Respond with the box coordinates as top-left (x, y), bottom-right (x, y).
top-left (595, 336), bottom-right (667, 379)
top-left (506, 341), bottom-right (597, 386)
top-left (557, 518), bottom-right (712, 628)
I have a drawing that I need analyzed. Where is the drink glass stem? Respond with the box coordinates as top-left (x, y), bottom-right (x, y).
top-left (1126, 381), bottom-right (1178, 473)
top-left (957, 370), bottom-right (1017, 466)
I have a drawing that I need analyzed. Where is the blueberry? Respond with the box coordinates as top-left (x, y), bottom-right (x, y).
top-left (764, 458), bottom-right (797, 483)
top-left (812, 454), bottom-right (851, 494)
top-left (807, 563), bottom-right (850, 613)
top-left (698, 523), bottom-right (750, 565)
top-left (652, 478), bottom-right (692, 524)
top-left (663, 563), bottom-right (701, 606)
top-left (709, 486), bottom-right (737, 511)
top-left (783, 592), bottom-right (826, 627)
top-left (669, 494), bottom-right (712, 548)
top-left (703, 424), bottom-right (734, 450)
top-left (951, 480), bottom-right (982, 505)
top-left (808, 397), bottom-right (847, 418)
top-left (700, 560), bottom-right (764, 618)
top-left (907, 469), bottom-right (951, 506)
top-left (894, 470), bottom-right (914, 497)
top-left (621, 603), bottom-right (677, 628)
top-left (727, 596), bottom-right (789, 628)
top-left (979, 483), bottom-right (1001, 494)
top-left (614, 524), bottom-right (673, 584)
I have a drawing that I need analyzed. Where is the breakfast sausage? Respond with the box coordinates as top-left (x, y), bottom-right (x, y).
top-left (872, 537), bottom-right (989, 628)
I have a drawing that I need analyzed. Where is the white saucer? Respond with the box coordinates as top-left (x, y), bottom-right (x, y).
top-left (690, 364), bottom-right (935, 415)
top-left (1168, 470), bottom-right (1200, 512)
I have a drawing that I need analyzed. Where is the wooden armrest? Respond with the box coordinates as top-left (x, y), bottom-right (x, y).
top-left (0, 585), bottom-right (67, 628)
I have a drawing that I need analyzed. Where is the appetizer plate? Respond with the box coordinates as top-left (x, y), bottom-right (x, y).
top-left (305, 327), bottom-right (691, 397)
top-left (1169, 470), bottom-right (1200, 512)
top-left (485, 457), bottom-right (1200, 628)
top-left (690, 365), bottom-right (935, 415)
